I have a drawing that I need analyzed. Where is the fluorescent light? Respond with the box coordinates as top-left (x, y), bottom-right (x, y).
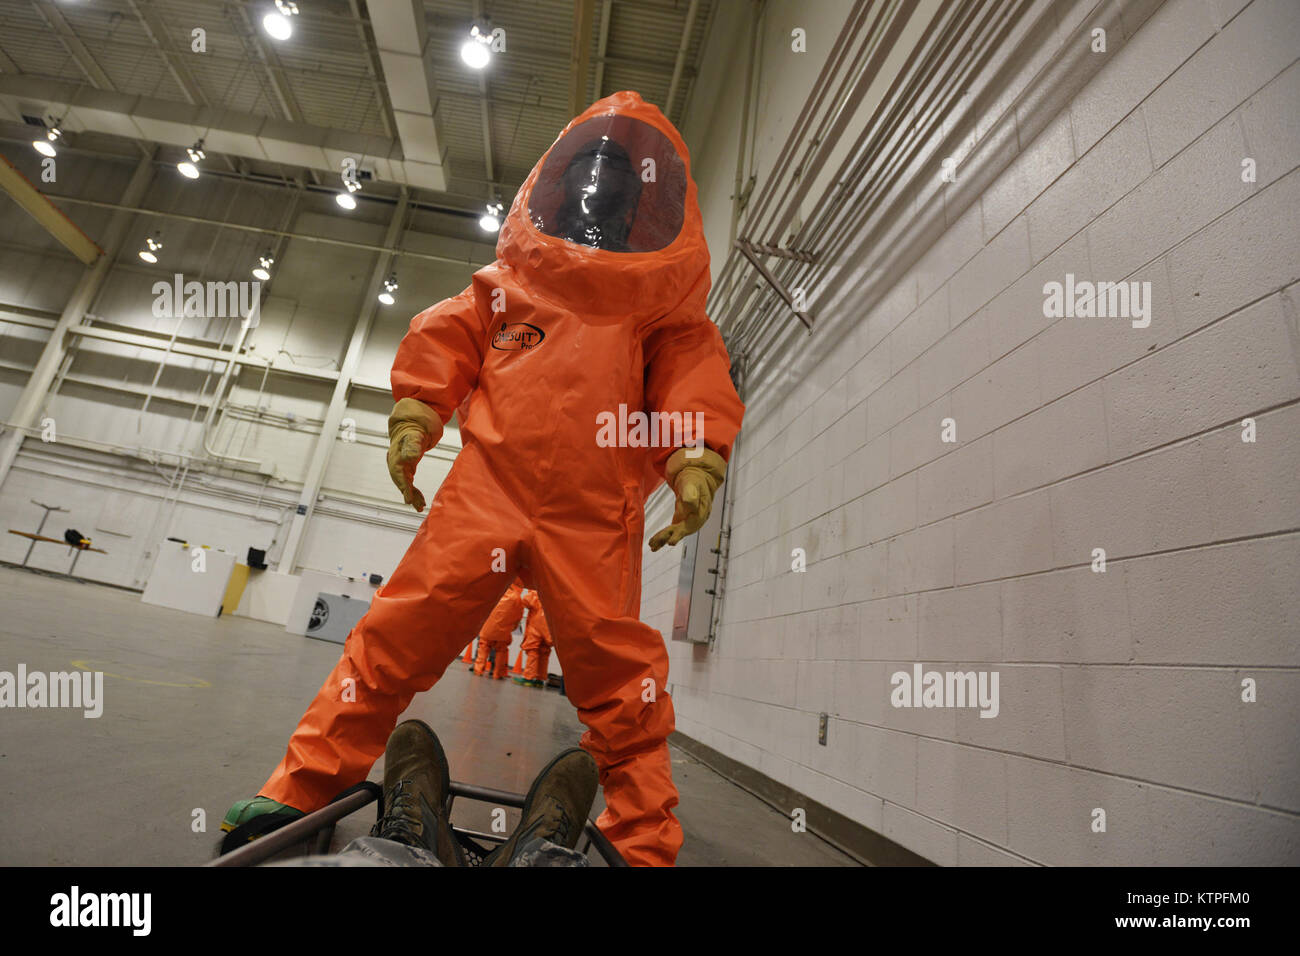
top-left (177, 161), bottom-right (200, 179)
top-left (33, 139), bottom-right (57, 158)
top-left (335, 192), bottom-right (357, 210)
top-left (263, 12), bottom-right (292, 40)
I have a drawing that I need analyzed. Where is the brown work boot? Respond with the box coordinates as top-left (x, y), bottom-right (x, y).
top-left (482, 748), bottom-right (598, 867)
top-left (369, 720), bottom-right (464, 866)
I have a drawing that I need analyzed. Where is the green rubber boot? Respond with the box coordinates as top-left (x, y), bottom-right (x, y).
top-left (221, 796), bottom-right (304, 834)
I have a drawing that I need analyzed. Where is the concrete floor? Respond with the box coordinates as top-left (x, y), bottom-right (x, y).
top-left (0, 566), bottom-right (856, 867)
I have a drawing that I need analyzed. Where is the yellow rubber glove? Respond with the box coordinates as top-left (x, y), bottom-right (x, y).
top-left (648, 447), bottom-right (727, 552)
top-left (387, 398), bottom-right (443, 513)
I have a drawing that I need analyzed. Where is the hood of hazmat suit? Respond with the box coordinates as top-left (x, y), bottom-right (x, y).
top-left (392, 90), bottom-right (742, 509)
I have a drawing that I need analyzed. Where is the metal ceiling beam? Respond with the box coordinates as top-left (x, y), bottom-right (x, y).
top-left (123, 0), bottom-right (246, 173)
top-left (0, 151), bottom-right (102, 265)
top-left (30, 0), bottom-right (115, 91)
top-left (124, 0), bottom-right (207, 106)
top-left (232, 1), bottom-right (308, 125)
top-left (664, 0), bottom-right (700, 121)
top-left (348, 0), bottom-right (398, 140)
top-left (472, 0), bottom-right (494, 190)
top-left (0, 74), bottom-right (443, 189)
top-left (43, 192), bottom-right (491, 268)
top-left (368, 0), bottom-right (450, 192)
top-left (0, 45), bottom-right (18, 74)
top-left (0, 149), bottom-right (156, 490)
top-left (568, 0), bottom-right (596, 117)
top-left (592, 0), bottom-right (613, 100)
top-left (0, 309), bottom-right (392, 396)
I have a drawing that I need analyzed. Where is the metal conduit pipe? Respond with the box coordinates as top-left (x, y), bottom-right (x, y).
top-left (710, 0), bottom-right (878, 302)
top-left (734, 0), bottom-right (989, 355)
top-left (739, 0), bottom-right (1062, 413)
top-left (740, 0), bottom-right (1025, 372)
top-left (721, 0), bottom-right (1007, 354)
top-left (17, 441), bottom-right (420, 535)
top-left (796, 0), bottom-right (1018, 257)
top-left (719, 0), bottom-right (935, 337)
top-left (728, 0), bottom-right (876, 247)
top-left (759, 0), bottom-right (903, 246)
top-left (714, 0), bottom-right (956, 313)
top-left (202, 404), bottom-right (267, 471)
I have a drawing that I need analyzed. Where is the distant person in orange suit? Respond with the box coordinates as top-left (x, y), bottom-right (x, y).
top-left (474, 579), bottom-right (524, 679)
top-left (514, 589), bottom-right (553, 688)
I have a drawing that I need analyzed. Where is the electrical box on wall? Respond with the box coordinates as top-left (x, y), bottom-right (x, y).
top-left (670, 487), bottom-right (727, 644)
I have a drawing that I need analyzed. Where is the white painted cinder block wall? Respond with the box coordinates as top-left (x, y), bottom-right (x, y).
top-left (647, 0), bottom-right (1300, 864)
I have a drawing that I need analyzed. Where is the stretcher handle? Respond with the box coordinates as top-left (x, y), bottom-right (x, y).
top-left (207, 785), bottom-right (379, 867)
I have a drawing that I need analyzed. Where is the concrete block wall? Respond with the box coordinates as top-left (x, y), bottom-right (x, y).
top-left (648, 0), bottom-right (1300, 864)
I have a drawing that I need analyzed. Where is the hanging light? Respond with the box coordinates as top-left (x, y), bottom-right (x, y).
top-left (252, 254), bottom-right (274, 281)
top-left (178, 140), bottom-right (205, 179)
top-left (263, 0), bottom-right (298, 41)
top-left (479, 200), bottom-right (504, 233)
top-left (460, 24), bottom-right (492, 69)
top-left (32, 122), bottom-right (61, 158)
top-left (138, 233), bottom-right (163, 264)
top-left (335, 175), bottom-right (362, 210)
top-left (377, 273), bottom-right (398, 306)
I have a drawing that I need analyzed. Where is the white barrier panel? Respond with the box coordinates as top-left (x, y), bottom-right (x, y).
top-left (142, 541), bottom-right (236, 617)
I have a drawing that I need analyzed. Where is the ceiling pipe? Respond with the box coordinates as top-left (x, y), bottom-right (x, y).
top-left (42, 193), bottom-right (491, 268)
top-left (664, 0), bottom-right (700, 121)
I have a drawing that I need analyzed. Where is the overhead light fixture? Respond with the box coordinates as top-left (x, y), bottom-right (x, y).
top-left (461, 24), bottom-right (492, 69)
top-left (178, 140), bottom-right (205, 179)
top-left (252, 254), bottom-right (274, 281)
top-left (479, 201), bottom-right (504, 233)
top-left (33, 122), bottom-right (61, 158)
top-left (335, 174), bottom-right (362, 210)
top-left (263, 0), bottom-right (298, 41)
top-left (138, 233), bottom-right (163, 264)
top-left (377, 273), bottom-right (398, 306)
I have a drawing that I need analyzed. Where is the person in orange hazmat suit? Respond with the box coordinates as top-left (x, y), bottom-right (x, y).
top-left (515, 588), bottom-right (553, 688)
top-left (228, 90), bottom-right (745, 867)
top-left (475, 579), bottom-right (525, 678)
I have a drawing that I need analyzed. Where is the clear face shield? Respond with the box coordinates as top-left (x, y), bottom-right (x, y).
top-left (528, 115), bottom-right (687, 254)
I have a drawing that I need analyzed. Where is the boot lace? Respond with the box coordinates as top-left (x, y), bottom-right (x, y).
top-left (372, 779), bottom-right (423, 846)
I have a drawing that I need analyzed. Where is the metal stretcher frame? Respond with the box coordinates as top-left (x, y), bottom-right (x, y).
top-left (208, 780), bottom-right (628, 867)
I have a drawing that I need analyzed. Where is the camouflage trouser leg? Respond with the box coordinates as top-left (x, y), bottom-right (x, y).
top-left (277, 836), bottom-right (588, 867)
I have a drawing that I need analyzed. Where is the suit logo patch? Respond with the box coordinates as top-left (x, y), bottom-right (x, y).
top-left (491, 322), bottom-right (545, 351)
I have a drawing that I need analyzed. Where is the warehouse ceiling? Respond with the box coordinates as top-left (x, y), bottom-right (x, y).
top-left (0, 0), bottom-right (715, 225)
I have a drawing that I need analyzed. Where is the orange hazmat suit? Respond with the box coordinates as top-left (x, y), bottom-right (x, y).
top-left (520, 589), bottom-right (553, 683)
top-left (475, 580), bottom-right (524, 678)
top-left (258, 90), bottom-right (745, 866)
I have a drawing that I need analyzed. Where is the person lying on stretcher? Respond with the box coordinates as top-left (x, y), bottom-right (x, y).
top-left (276, 719), bottom-right (599, 867)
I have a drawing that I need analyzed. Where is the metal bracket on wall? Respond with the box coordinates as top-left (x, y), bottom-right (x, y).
top-left (732, 238), bottom-right (817, 330)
